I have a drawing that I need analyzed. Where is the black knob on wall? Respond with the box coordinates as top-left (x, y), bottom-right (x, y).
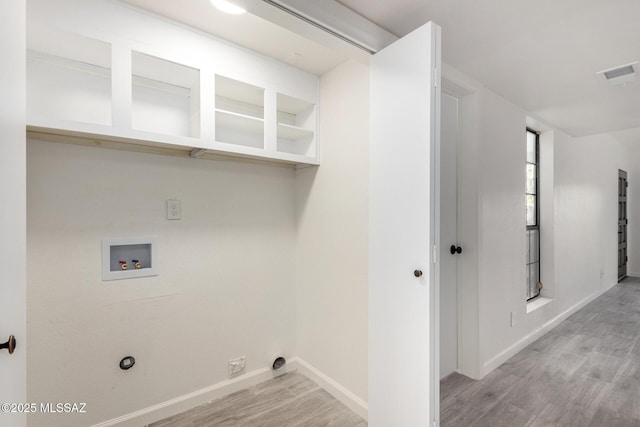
top-left (450, 245), bottom-right (462, 255)
top-left (414, 270), bottom-right (423, 278)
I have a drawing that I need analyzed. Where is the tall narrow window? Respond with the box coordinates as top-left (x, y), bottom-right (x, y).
top-left (526, 129), bottom-right (541, 301)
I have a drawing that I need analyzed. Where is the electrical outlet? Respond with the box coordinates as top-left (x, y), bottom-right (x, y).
top-left (228, 356), bottom-right (246, 376)
top-left (167, 199), bottom-right (181, 220)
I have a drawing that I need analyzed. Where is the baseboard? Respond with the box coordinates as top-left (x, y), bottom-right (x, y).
top-left (482, 282), bottom-right (617, 375)
top-left (91, 358), bottom-right (368, 426)
top-left (291, 357), bottom-right (368, 421)
top-left (90, 365), bottom-right (291, 427)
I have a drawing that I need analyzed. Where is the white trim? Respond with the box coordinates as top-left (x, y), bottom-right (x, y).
top-left (483, 282), bottom-right (617, 375)
top-left (431, 22), bottom-right (442, 427)
top-left (292, 358), bottom-right (368, 421)
top-left (90, 365), bottom-right (291, 427)
top-left (526, 296), bottom-right (553, 314)
top-left (90, 358), bottom-right (368, 426)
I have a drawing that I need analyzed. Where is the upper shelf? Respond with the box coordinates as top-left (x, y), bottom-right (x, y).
top-left (277, 123), bottom-right (313, 141)
top-left (26, 7), bottom-right (319, 166)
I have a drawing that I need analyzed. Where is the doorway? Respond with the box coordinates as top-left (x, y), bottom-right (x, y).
top-left (619, 169), bottom-right (628, 281)
top-left (440, 92), bottom-right (460, 379)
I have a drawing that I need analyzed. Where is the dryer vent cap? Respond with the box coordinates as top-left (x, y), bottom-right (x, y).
top-left (272, 356), bottom-right (286, 371)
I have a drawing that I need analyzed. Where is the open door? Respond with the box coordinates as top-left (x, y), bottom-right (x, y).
top-left (369, 22), bottom-right (441, 426)
top-left (0, 2), bottom-right (27, 426)
top-left (619, 169), bottom-right (628, 281)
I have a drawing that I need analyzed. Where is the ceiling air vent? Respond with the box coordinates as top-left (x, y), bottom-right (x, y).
top-left (598, 62), bottom-right (639, 85)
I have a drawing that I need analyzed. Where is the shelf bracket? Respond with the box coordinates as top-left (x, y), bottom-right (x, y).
top-left (190, 148), bottom-right (208, 158)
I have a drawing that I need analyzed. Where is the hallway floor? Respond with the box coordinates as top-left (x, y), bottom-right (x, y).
top-left (441, 277), bottom-right (640, 427)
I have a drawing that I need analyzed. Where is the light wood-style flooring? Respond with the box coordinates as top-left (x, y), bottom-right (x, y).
top-left (441, 277), bottom-right (640, 427)
top-left (152, 279), bottom-right (640, 426)
top-left (148, 372), bottom-right (366, 427)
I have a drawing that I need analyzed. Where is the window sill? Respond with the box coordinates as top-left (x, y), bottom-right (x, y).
top-left (526, 296), bottom-right (552, 314)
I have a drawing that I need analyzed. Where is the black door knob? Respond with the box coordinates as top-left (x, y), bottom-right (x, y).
top-left (414, 270), bottom-right (423, 278)
top-left (0, 335), bottom-right (16, 354)
top-left (450, 245), bottom-right (462, 255)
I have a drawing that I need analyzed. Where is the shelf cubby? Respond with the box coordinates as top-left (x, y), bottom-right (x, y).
top-left (215, 75), bottom-right (265, 149)
top-left (276, 93), bottom-right (315, 157)
top-left (27, 32), bottom-right (112, 126)
top-left (132, 51), bottom-right (200, 138)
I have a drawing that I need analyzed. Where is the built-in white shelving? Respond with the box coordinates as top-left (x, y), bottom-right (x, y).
top-left (132, 51), bottom-right (201, 139)
top-left (277, 93), bottom-right (316, 157)
top-left (277, 123), bottom-right (314, 141)
top-left (215, 75), bottom-right (265, 149)
top-left (26, 12), bottom-right (319, 166)
top-left (27, 35), bottom-right (112, 127)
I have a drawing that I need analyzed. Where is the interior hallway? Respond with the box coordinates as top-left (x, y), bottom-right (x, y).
top-left (441, 277), bottom-right (640, 426)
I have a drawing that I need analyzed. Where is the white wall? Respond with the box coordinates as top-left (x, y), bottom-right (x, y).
top-left (0, 2), bottom-right (27, 427)
top-left (623, 142), bottom-right (640, 276)
top-left (475, 88), bottom-right (528, 367)
top-left (295, 59), bottom-right (369, 405)
top-left (27, 140), bottom-right (296, 426)
top-left (553, 132), bottom-right (625, 302)
top-left (484, 104), bottom-right (627, 372)
top-left (457, 89), bottom-right (482, 378)
top-left (451, 66), bottom-right (630, 374)
top-left (539, 130), bottom-right (555, 298)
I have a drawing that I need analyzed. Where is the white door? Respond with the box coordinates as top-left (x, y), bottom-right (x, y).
top-left (0, 2), bottom-right (27, 427)
top-left (440, 93), bottom-right (459, 379)
top-left (369, 22), bottom-right (441, 426)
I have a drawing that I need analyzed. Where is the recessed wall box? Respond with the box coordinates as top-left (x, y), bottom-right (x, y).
top-left (102, 237), bottom-right (158, 281)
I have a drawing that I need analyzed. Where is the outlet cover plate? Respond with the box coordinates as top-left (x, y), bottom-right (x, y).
top-left (228, 356), bottom-right (246, 376)
top-left (167, 199), bottom-right (181, 220)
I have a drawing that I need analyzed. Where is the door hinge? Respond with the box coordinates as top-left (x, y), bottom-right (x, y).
top-left (432, 244), bottom-right (437, 264)
top-left (434, 68), bottom-right (438, 88)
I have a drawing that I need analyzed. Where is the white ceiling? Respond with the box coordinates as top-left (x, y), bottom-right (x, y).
top-left (121, 0), bottom-right (640, 138)
top-left (119, 0), bottom-right (349, 75)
